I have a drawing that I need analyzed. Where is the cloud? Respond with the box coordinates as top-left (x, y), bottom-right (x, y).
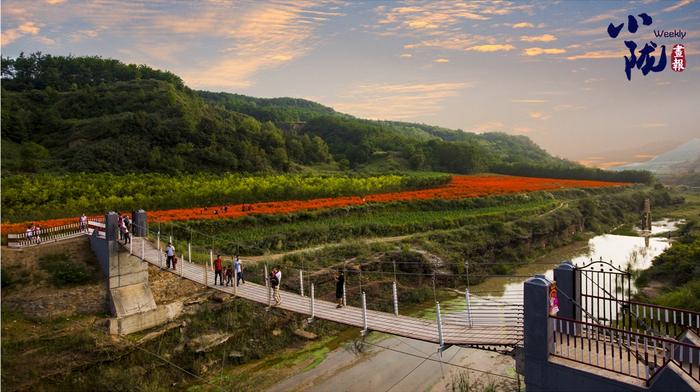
top-left (474, 121), bottom-right (505, 131)
top-left (371, 1), bottom-right (532, 53)
top-left (663, 0), bottom-right (694, 12)
top-left (468, 44), bottom-right (516, 52)
top-left (1, 22), bottom-right (40, 44)
top-left (530, 111), bottom-right (550, 120)
top-left (511, 99), bottom-right (548, 103)
top-left (520, 34), bottom-right (556, 42)
top-left (512, 127), bottom-right (533, 134)
top-left (177, 1), bottom-right (343, 89)
top-left (70, 29), bottom-right (100, 42)
top-left (331, 81), bottom-right (469, 120)
top-left (45, 0), bottom-right (66, 3)
top-left (400, 53), bottom-right (413, 58)
top-left (512, 22), bottom-right (534, 28)
top-left (434, 58), bottom-right (449, 63)
top-left (639, 123), bottom-right (668, 128)
top-left (566, 50), bottom-right (623, 60)
top-left (523, 47), bottom-right (566, 56)
top-left (580, 8), bottom-right (628, 24)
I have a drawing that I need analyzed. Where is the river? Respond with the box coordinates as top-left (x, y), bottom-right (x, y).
top-left (269, 221), bottom-right (679, 392)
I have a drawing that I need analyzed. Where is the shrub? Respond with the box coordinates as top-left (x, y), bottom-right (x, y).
top-left (38, 253), bottom-right (95, 286)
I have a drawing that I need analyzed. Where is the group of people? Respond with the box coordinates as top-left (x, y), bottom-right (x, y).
top-left (25, 223), bottom-right (42, 244)
top-left (159, 243), bottom-right (349, 311)
top-left (213, 254), bottom-right (246, 287)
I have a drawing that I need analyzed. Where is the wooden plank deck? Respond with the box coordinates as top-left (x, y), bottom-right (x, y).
top-left (133, 238), bottom-right (523, 346)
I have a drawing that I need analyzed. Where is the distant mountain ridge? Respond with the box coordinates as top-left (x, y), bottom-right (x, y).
top-left (616, 138), bottom-right (700, 173)
top-left (0, 52), bottom-right (651, 183)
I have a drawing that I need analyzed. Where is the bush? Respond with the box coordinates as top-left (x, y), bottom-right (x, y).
top-left (38, 253), bottom-right (95, 286)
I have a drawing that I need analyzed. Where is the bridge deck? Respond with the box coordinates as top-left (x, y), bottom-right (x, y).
top-left (134, 238), bottom-right (522, 346)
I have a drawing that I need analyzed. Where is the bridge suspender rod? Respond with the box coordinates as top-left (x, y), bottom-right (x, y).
top-left (179, 254), bottom-right (183, 278)
top-left (169, 235), bottom-right (172, 244)
top-left (233, 265), bottom-right (238, 295)
top-left (203, 263), bottom-right (208, 286)
top-left (392, 258), bottom-right (398, 316)
top-left (310, 283), bottom-right (315, 321)
top-left (343, 261), bottom-right (347, 306)
top-left (466, 288), bottom-right (473, 328)
top-left (299, 270), bottom-right (304, 297)
top-left (209, 250), bottom-right (213, 271)
top-left (342, 281), bottom-right (347, 307)
top-left (129, 237), bottom-right (132, 255)
top-left (393, 281), bottom-right (399, 317)
top-left (157, 230), bottom-right (160, 251)
top-left (265, 264), bottom-right (271, 307)
top-left (188, 243), bottom-right (191, 266)
top-left (362, 292), bottom-right (368, 336)
top-left (141, 237), bottom-right (145, 260)
top-left (436, 302), bottom-right (445, 351)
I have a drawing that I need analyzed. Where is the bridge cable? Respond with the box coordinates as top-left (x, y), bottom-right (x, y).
top-left (128, 340), bottom-right (227, 392)
top-left (362, 340), bottom-right (517, 381)
top-left (384, 350), bottom-right (436, 392)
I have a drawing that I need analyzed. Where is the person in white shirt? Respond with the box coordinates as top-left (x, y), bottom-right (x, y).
top-left (270, 267), bottom-right (282, 306)
top-left (165, 242), bottom-right (175, 269)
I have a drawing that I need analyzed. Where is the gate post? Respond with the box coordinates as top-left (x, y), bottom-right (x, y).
top-left (523, 275), bottom-right (552, 391)
top-left (554, 260), bottom-right (580, 321)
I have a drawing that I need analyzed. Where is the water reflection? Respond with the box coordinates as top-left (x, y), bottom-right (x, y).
top-left (467, 223), bottom-right (675, 302)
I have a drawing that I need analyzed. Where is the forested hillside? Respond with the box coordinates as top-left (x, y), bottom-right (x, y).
top-left (1, 53), bottom-right (651, 182)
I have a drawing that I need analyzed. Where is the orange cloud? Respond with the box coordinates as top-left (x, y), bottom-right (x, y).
top-left (523, 47), bottom-right (566, 56)
top-left (512, 99), bottom-right (548, 103)
top-left (512, 22), bottom-right (534, 28)
top-left (520, 34), bottom-right (556, 42)
top-left (179, 1), bottom-right (342, 89)
top-left (566, 50), bottom-right (624, 60)
top-left (468, 44), bottom-right (516, 52)
top-left (663, 0), bottom-right (694, 12)
top-left (434, 58), bottom-right (449, 63)
top-left (1, 22), bottom-right (40, 44)
top-left (332, 82), bottom-right (470, 120)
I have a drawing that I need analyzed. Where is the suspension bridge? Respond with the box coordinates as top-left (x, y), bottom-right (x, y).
top-left (133, 235), bottom-right (524, 347)
top-left (6, 211), bottom-right (700, 390)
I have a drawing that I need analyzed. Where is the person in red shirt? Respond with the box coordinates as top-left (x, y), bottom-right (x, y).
top-left (214, 255), bottom-right (224, 286)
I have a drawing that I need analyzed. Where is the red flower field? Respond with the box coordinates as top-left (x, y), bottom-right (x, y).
top-left (1, 175), bottom-right (628, 233)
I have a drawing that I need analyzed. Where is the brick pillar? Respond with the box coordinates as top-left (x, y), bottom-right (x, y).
top-left (524, 275), bottom-right (552, 391)
top-left (132, 210), bottom-right (148, 237)
top-left (554, 260), bottom-right (580, 321)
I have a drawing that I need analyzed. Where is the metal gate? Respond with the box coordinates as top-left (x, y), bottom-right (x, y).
top-left (575, 258), bottom-right (632, 328)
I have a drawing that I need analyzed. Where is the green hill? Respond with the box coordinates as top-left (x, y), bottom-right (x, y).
top-left (1, 53), bottom-right (651, 183)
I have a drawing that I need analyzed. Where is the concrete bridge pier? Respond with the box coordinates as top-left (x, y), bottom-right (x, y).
top-left (91, 211), bottom-right (181, 335)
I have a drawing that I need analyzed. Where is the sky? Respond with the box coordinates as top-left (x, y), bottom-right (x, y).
top-left (2, 0), bottom-right (699, 165)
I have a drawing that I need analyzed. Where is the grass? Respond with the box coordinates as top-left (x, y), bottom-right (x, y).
top-left (165, 197), bottom-right (558, 256)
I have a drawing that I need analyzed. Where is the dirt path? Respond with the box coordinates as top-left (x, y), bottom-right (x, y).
top-left (242, 201), bottom-right (567, 265)
top-left (243, 235), bottom-right (411, 263)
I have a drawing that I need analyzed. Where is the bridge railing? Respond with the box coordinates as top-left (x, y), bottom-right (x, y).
top-left (6, 220), bottom-right (105, 248)
top-left (581, 294), bottom-right (700, 337)
top-left (550, 315), bottom-right (700, 386)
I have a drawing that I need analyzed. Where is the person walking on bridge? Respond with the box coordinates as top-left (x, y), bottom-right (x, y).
top-left (214, 255), bottom-right (224, 286)
top-left (270, 267), bottom-right (282, 306)
top-left (79, 214), bottom-right (87, 232)
top-left (335, 271), bottom-right (345, 308)
top-left (234, 255), bottom-right (245, 286)
top-left (166, 242), bottom-right (175, 269)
